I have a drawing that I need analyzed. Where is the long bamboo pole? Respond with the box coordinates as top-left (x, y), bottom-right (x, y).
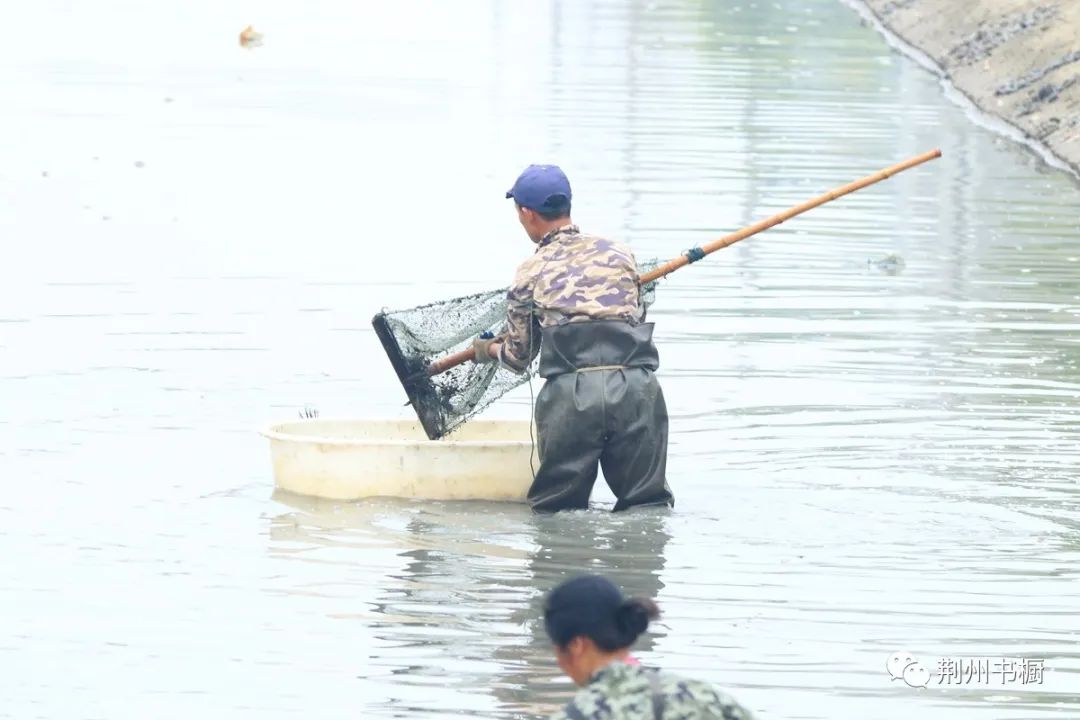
top-left (425, 148), bottom-right (942, 377)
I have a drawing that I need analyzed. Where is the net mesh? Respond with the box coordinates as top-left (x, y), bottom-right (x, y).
top-left (372, 260), bottom-right (662, 440)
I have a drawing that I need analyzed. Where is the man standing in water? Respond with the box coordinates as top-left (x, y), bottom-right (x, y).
top-left (472, 164), bottom-right (674, 513)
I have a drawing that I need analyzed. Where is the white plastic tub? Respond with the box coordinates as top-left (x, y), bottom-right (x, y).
top-left (260, 418), bottom-right (538, 502)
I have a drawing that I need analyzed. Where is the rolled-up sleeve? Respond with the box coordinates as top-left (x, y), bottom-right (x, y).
top-left (498, 260), bottom-right (541, 374)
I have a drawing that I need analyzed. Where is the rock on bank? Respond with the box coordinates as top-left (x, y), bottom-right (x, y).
top-left (858, 0), bottom-right (1080, 175)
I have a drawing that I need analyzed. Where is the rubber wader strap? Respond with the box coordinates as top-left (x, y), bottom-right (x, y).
top-left (574, 365), bottom-right (627, 373)
top-left (648, 671), bottom-right (666, 719)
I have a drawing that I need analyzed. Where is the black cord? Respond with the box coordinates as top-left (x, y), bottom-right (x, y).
top-left (506, 275), bottom-right (546, 483)
top-left (525, 298), bottom-right (539, 481)
top-left (527, 368), bottom-right (537, 480)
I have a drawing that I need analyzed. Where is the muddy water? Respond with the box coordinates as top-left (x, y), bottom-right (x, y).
top-left (2, 0), bottom-right (1078, 718)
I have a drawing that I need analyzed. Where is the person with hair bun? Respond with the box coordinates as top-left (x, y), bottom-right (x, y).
top-left (542, 575), bottom-right (754, 720)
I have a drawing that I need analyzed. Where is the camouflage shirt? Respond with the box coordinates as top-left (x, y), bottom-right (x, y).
top-left (549, 662), bottom-right (754, 720)
top-left (498, 224), bottom-right (644, 373)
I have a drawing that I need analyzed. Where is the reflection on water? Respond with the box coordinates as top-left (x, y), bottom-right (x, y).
top-left (3, 0), bottom-right (1079, 718)
top-left (268, 493), bottom-right (673, 718)
top-left (268, 482), bottom-right (1080, 719)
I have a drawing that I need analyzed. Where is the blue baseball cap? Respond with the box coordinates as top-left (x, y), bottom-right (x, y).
top-left (505, 164), bottom-right (572, 214)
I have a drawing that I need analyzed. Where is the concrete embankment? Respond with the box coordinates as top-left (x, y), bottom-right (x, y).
top-left (853, 0), bottom-right (1080, 176)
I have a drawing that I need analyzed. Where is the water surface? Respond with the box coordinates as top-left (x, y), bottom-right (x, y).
top-left (2, 0), bottom-right (1078, 718)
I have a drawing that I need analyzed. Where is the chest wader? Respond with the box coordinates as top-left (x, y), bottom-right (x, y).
top-left (528, 319), bottom-right (674, 513)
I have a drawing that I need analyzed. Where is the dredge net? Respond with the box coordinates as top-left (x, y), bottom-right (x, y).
top-left (372, 260), bottom-right (661, 440)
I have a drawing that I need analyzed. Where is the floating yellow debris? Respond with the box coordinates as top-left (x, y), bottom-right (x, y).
top-left (239, 25), bottom-right (263, 48)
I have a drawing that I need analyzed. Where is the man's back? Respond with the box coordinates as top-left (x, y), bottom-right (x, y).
top-left (551, 662), bottom-right (753, 720)
top-left (512, 225), bottom-right (643, 329)
top-left (497, 224), bottom-right (672, 513)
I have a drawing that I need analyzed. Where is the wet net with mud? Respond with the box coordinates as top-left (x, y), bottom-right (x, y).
top-left (372, 261), bottom-right (660, 440)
